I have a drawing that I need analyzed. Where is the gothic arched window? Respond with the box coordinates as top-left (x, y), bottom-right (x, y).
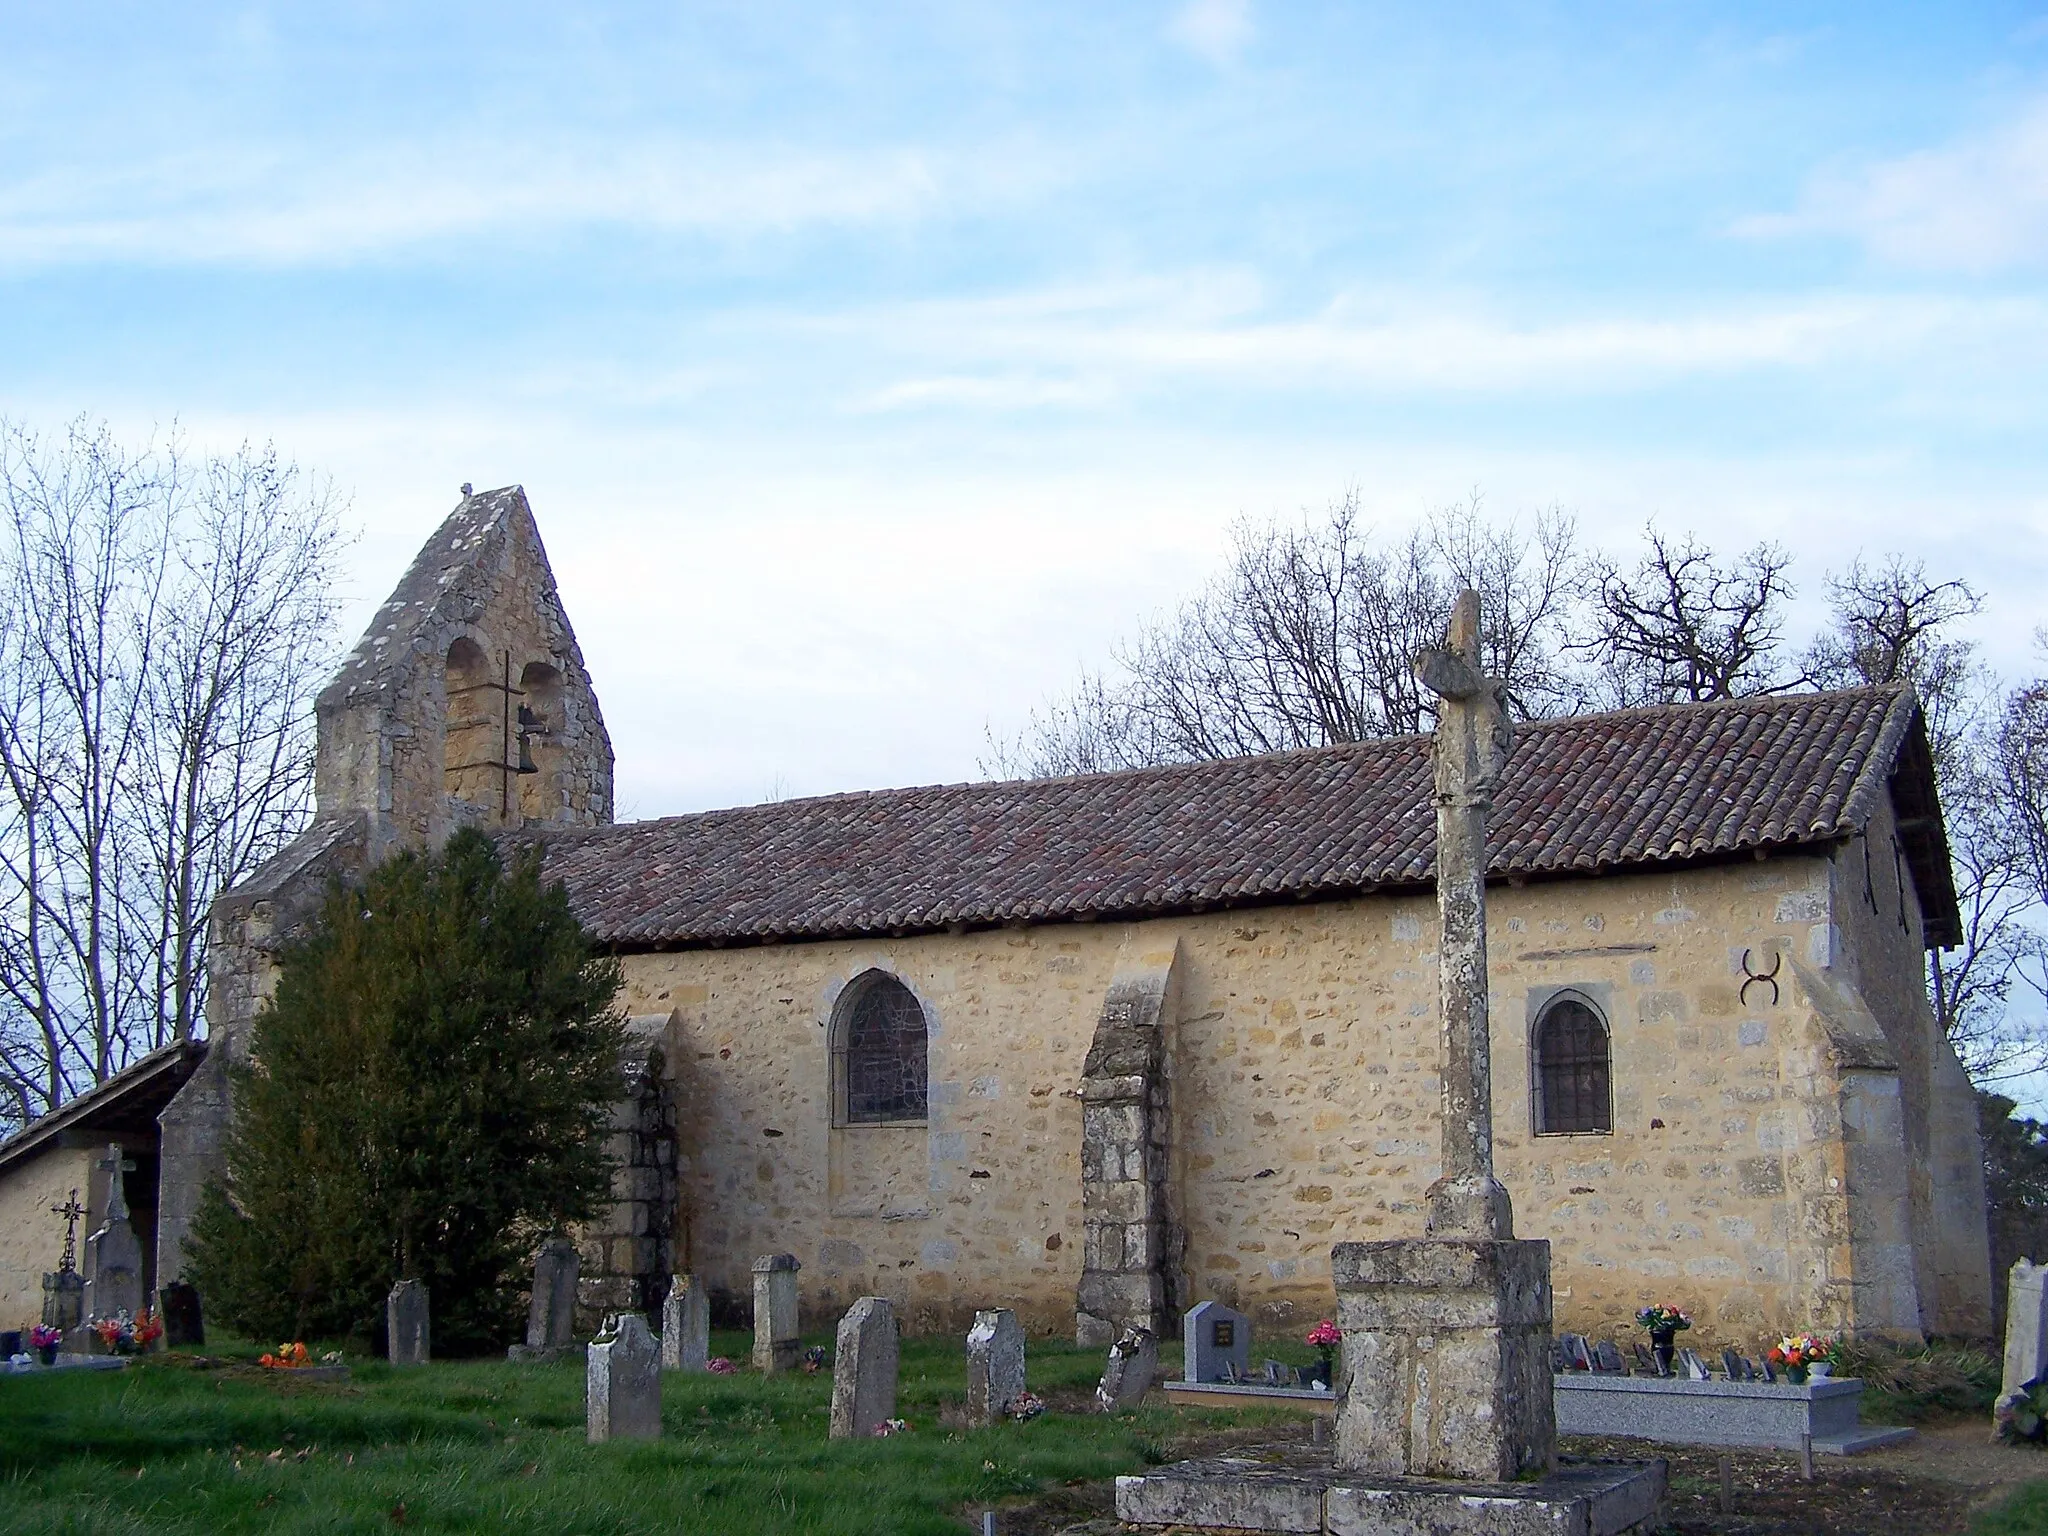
top-left (1534, 994), bottom-right (1612, 1135)
top-left (834, 973), bottom-right (929, 1125)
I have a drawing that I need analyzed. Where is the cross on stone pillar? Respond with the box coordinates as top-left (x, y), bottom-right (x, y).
top-left (96, 1145), bottom-right (137, 1225)
top-left (1412, 588), bottom-right (1515, 1242)
top-left (50, 1190), bottom-right (86, 1274)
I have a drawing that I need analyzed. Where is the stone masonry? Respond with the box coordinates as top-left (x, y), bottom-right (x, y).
top-left (577, 1025), bottom-right (678, 1330)
top-left (1076, 941), bottom-right (1184, 1347)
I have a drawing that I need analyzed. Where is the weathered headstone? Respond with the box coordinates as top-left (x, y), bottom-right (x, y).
top-left (2002, 1259), bottom-right (2048, 1406)
top-left (828, 1296), bottom-right (899, 1439)
top-left (966, 1307), bottom-right (1026, 1427)
top-left (1096, 1325), bottom-right (1157, 1412)
top-left (159, 1283), bottom-right (203, 1348)
top-left (510, 1237), bottom-right (578, 1360)
top-left (387, 1279), bottom-right (429, 1365)
top-left (752, 1253), bottom-right (802, 1373)
top-left (1334, 590), bottom-right (1557, 1484)
top-left (661, 1272), bottom-right (710, 1371)
top-left (586, 1313), bottom-right (661, 1442)
top-left (82, 1145), bottom-right (143, 1332)
top-left (1182, 1300), bottom-right (1250, 1384)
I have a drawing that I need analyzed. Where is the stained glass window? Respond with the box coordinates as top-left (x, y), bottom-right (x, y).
top-left (840, 975), bottom-right (928, 1124)
top-left (1536, 997), bottom-right (1611, 1134)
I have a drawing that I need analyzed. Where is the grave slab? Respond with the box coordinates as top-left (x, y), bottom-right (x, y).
top-left (829, 1296), bottom-right (899, 1439)
top-left (587, 1313), bottom-right (661, 1442)
top-left (662, 1273), bottom-right (710, 1372)
top-left (752, 1253), bottom-right (801, 1373)
top-left (1554, 1374), bottom-right (1915, 1454)
top-left (1162, 1380), bottom-right (1338, 1417)
top-left (1115, 1449), bottom-right (1666, 1535)
top-left (966, 1307), bottom-right (1026, 1427)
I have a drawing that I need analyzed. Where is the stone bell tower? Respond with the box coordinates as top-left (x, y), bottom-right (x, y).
top-left (155, 486), bottom-right (616, 1286)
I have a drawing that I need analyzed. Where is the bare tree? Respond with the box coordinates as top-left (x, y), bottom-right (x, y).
top-left (1577, 529), bottom-right (1801, 706)
top-left (0, 420), bottom-right (343, 1134)
top-left (982, 493), bottom-right (1580, 776)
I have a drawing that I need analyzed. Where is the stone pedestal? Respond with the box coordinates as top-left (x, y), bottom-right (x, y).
top-left (387, 1279), bottom-right (430, 1366)
top-left (587, 1313), bottom-right (661, 1442)
top-left (42, 1272), bottom-right (83, 1333)
top-left (752, 1253), bottom-right (801, 1373)
top-left (829, 1296), bottom-right (898, 1439)
top-left (1333, 1238), bottom-right (1554, 1483)
top-left (966, 1307), bottom-right (1026, 1427)
top-left (662, 1273), bottom-right (709, 1371)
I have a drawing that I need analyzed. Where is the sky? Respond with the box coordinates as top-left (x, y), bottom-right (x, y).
top-left (4, 3), bottom-right (2048, 819)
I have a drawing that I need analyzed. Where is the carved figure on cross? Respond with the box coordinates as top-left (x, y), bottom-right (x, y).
top-left (50, 1188), bottom-right (86, 1274)
top-left (1412, 588), bottom-right (1516, 1242)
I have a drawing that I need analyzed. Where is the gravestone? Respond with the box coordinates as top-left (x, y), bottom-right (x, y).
top-left (1680, 1349), bottom-right (1711, 1381)
top-left (1561, 1334), bottom-right (1593, 1372)
top-left (159, 1283), bottom-right (203, 1348)
top-left (1096, 1325), bottom-right (1157, 1412)
top-left (2002, 1259), bottom-right (2048, 1406)
top-left (1182, 1300), bottom-right (1250, 1384)
top-left (1722, 1348), bottom-right (1746, 1382)
top-left (752, 1253), bottom-right (802, 1373)
top-left (1593, 1340), bottom-right (1626, 1374)
top-left (387, 1279), bottom-right (430, 1365)
top-left (511, 1237), bottom-right (578, 1360)
top-left (1633, 1341), bottom-right (1657, 1376)
top-left (82, 1145), bottom-right (144, 1332)
top-left (828, 1296), bottom-right (899, 1439)
top-left (966, 1307), bottom-right (1026, 1427)
top-left (586, 1313), bottom-right (661, 1442)
top-left (661, 1273), bottom-right (710, 1371)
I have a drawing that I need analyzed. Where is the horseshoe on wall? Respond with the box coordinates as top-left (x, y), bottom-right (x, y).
top-left (1739, 948), bottom-right (1782, 1008)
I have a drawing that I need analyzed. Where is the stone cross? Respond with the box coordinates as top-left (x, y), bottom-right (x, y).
top-left (50, 1190), bottom-right (85, 1275)
top-left (82, 1147), bottom-right (145, 1330)
top-left (965, 1307), bottom-right (1026, 1428)
top-left (97, 1145), bottom-right (137, 1224)
top-left (662, 1273), bottom-right (710, 1371)
top-left (587, 1313), bottom-right (661, 1442)
top-left (828, 1296), bottom-right (899, 1439)
top-left (751, 1253), bottom-right (801, 1373)
top-left (387, 1279), bottom-right (430, 1365)
top-left (1411, 589), bottom-right (1515, 1242)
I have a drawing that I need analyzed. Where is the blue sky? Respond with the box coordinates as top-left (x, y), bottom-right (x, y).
top-left (5, 3), bottom-right (2048, 816)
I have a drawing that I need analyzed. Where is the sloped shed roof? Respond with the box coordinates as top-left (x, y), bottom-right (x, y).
top-left (527, 686), bottom-right (1959, 951)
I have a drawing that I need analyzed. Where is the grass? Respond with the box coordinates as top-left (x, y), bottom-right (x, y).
top-left (1972, 1479), bottom-right (2048, 1535)
top-left (1832, 1338), bottom-right (2003, 1425)
top-left (0, 1330), bottom-right (1283, 1535)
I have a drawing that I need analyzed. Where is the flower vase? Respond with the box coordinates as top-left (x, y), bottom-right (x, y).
top-left (1307, 1357), bottom-right (1333, 1390)
top-left (1650, 1329), bottom-right (1676, 1377)
top-left (1808, 1362), bottom-right (1832, 1380)
top-left (36, 1344), bottom-right (57, 1366)
top-left (1785, 1364), bottom-right (1809, 1386)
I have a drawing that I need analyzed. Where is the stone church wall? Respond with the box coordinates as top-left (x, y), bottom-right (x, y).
top-left (0, 1145), bottom-right (93, 1330)
top-left (616, 849), bottom-right (1990, 1349)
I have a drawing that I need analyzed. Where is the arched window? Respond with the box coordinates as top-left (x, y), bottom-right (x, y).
top-left (834, 973), bottom-right (929, 1125)
top-left (1534, 994), bottom-right (1611, 1135)
top-left (443, 638), bottom-right (496, 811)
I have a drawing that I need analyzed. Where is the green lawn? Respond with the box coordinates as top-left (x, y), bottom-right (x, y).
top-left (1974, 1480), bottom-right (2048, 1535)
top-left (0, 1332), bottom-right (1277, 1535)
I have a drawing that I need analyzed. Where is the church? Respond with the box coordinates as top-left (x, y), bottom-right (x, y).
top-left (4, 486), bottom-right (1994, 1350)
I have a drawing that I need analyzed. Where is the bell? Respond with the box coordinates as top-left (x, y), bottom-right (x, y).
top-left (515, 733), bottom-right (539, 774)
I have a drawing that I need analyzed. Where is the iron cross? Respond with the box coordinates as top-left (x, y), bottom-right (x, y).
top-left (50, 1189), bottom-right (85, 1274)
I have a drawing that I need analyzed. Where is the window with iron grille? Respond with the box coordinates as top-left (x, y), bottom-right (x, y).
top-left (1535, 996), bottom-right (1611, 1134)
top-left (837, 974), bottom-right (928, 1124)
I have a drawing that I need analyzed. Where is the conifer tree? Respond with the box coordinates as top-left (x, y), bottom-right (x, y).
top-left (189, 829), bottom-right (626, 1351)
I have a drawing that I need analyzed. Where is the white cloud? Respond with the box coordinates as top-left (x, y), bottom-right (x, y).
top-left (1737, 97), bottom-right (2048, 273)
top-left (1167, 0), bottom-right (1253, 66)
top-left (0, 136), bottom-right (961, 267)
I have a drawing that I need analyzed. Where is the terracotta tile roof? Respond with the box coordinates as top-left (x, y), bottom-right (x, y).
top-left (527, 686), bottom-right (1957, 951)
